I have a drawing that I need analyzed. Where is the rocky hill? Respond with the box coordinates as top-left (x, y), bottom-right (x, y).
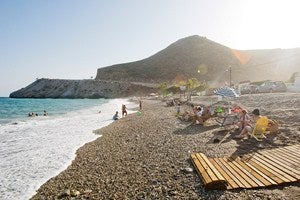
top-left (10, 35), bottom-right (300, 98)
top-left (96, 35), bottom-right (300, 85)
top-left (9, 79), bottom-right (155, 98)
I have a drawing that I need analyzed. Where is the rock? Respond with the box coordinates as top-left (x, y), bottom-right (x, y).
top-left (84, 189), bottom-right (92, 194)
top-left (58, 189), bottom-right (70, 198)
top-left (182, 167), bottom-right (194, 174)
top-left (70, 189), bottom-right (80, 197)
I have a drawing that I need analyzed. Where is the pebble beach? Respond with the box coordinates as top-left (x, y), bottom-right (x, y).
top-left (31, 93), bottom-right (300, 200)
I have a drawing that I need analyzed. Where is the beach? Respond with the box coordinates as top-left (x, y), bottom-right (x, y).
top-left (31, 93), bottom-right (300, 199)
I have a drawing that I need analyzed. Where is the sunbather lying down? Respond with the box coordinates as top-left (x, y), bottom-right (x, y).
top-left (192, 107), bottom-right (211, 125)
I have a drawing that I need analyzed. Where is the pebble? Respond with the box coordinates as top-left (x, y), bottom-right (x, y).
top-left (30, 96), bottom-right (300, 200)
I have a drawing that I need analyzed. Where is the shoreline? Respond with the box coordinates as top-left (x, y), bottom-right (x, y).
top-left (31, 94), bottom-right (300, 199)
top-left (0, 98), bottom-right (137, 200)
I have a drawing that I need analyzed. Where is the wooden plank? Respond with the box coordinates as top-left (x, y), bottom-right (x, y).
top-left (243, 160), bottom-right (278, 185)
top-left (209, 158), bottom-right (235, 189)
top-left (235, 158), bottom-right (271, 187)
top-left (192, 154), bottom-right (227, 189)
top-left (270, 149), bottom-right (300, 166)
top-left (219, 158), bottom-right (252, 188)
top-left (257, 152), bottom-right (300, 178)
top-left (242, 155), bottom-right (284, 184)
top-left (254, 153), bottom-right (300, 180)
top-left (199, 153), bottom-right (226, 181)
top-left (248, 155), bottom-right (296, 182)
top-left (266, 148), bottom-right (300, 163)
top-left (277, 146), bottom-right (300, 157)
top-left (191, 154), bottom-right (212, 185)
top-left (195, 153), bottom-right (219, 182)
top-left (226, 157), bottom-right (261, 188)
top-left (270, 148), bottom-right (300, 164)
top-left (191, 145), bottom-right (300, 190)
top-left (260, 150), bottom-right (300, 172)
top-left (214, 158), bottom-right (245, 188)
top-left (283, 145), bottom-right (300, 152)
top-left (280, 146), bottom-right (300, 158)
top-left (260, 149), bottom-right (300, 168)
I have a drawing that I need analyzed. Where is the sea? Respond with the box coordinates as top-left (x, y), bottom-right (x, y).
top-left (0, 97), bottom-right (137, 200)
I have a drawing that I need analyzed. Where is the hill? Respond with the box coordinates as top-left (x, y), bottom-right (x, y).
top-left (10, 35), bottom-right (300, 98)
top-left (9, 79), bottom-right (155, 98)
top-left (96, 35), bottom-right (300, 86)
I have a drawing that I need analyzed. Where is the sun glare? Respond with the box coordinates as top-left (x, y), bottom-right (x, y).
top-left (235, 0), bottom-right (300, 49)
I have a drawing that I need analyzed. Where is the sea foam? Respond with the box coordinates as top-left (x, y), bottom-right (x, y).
top-left (0, 98), bottom-right (136, 200)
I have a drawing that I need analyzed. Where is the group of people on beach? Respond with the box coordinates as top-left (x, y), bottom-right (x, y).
top-left (177, 101), bottom-right (278, 140)
top-left (28, 110), bottom-right (48, 117)
top-left (178, 104), bottom-right (212, 125)
top-left (113, 104), bottom-right (128, 120)
top-left (112, 99), bottom-right (143, 120)
top-left (235, 108), bottom-right (278, 139)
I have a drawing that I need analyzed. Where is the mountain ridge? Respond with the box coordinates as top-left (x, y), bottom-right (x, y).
top-left (10, 35), bottom-right (300, 98)
top-left (96, 35), bottom-right (300, 85)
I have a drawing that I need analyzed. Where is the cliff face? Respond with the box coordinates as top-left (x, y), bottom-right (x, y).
top-left (9, 79), bottom-right (156, 98)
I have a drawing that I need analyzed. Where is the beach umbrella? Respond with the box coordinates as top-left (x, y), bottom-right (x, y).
top-left (214, 87), bottom-right (240, 98)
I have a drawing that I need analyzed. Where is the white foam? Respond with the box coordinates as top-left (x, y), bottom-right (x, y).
top-left (0, 98), bottom-right (137, 200)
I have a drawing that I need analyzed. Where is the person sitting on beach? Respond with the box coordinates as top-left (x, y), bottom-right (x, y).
top-left (192, 106), bottom-right (211, 125)
top-left (235, 108), bottom-right (261, 139)
top-left (113, 111), bottom-right (119, 120)
top-left (122, 104), bottom-right (127, 117)
top-left (236, 109), bottom-right (250, 131)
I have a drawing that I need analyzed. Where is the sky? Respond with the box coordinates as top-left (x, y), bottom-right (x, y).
top-left (1, 0), bottom-right (300, 97)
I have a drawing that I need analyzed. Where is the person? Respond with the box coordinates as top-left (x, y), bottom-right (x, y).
top-left (192, 106), bottom-right (206, 125)
top-left (43, 110), bottom-right (48, 116)
top-left (113, 111), bottom-right (119, 120)
top-left (197, 107), bottom-right (211, 125)
top-left (176, 103), bottom-right (181, 116)
top-left (235, 108), bottom-right (261, 139)
top-left (122, 104), bottom-right (127, 117)
top-left (236, 109), bottom-right (250, 131)
top-left (178, 104), bottom-right (196, 121)
top-left (139, 99), bottom-right (142, 110)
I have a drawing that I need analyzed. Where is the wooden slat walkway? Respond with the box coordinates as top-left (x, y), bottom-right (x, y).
top-left (191, 144), bottom-right (300, 190)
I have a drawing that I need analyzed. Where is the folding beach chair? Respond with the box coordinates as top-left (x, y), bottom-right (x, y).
top-left (251, 116), bottom-right (269, 141)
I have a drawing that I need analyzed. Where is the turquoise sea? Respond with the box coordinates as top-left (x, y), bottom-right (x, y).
top-left (0, 97), bottom-right (109, 124)
top-left (0, 97), bottom-right (136, 200)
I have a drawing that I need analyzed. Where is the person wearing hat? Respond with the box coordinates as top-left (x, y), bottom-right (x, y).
top-left (235, 108), bottom-right (261, 139)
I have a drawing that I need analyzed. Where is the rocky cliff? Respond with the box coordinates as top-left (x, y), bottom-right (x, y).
top-left (9, 79), bottom-right (156, 98)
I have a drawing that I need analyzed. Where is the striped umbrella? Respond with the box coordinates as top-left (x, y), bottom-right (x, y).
top-left (214, 87), bottom-right (240, 98)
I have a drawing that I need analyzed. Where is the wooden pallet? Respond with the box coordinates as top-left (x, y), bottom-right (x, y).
top-left (191, 144), bottom-right (300, 190)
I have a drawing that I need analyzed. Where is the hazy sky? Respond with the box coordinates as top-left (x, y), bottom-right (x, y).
top-left (1, 0), bottom-right (300, 96)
